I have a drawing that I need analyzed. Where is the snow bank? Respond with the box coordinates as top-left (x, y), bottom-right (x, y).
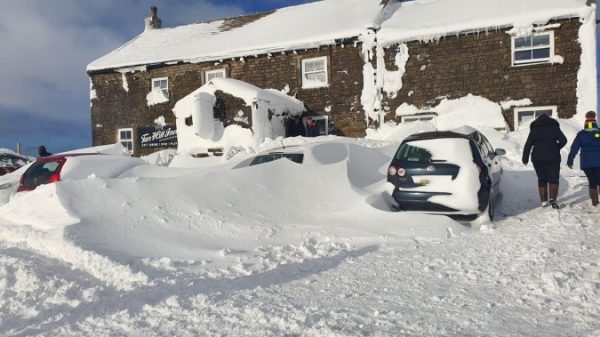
top-left (394, 94), bottom-right (507, 132)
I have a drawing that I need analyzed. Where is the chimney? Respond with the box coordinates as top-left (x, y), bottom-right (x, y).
top-left (144, 6), bottom-right (162, 31)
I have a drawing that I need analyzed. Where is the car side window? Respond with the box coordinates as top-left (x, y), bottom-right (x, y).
top-left (480, 134), bottom-right (495, 157)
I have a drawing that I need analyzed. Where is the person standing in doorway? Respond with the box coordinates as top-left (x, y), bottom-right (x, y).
top-left (305, 117), bottom-right (320, 137)
top-left (522, 113), bottom-right (568, 209)
top-left (286, 115), bottom-right (306, 137)
top-left (567, 111), bottom-right (600, 206)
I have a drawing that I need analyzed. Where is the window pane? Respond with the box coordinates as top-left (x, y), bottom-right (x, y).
top-left (519, 111), bottom-right (535, 124)
top-left (515, 50), bottom-right (532, 61)
top-left (514, 37), bottom-right (531, 48)
top-left (153, 80), bottom-right (167, 89)
top-left (532, 48), bottom-right (550, 59)
top-left (532, 35), bottom-right (550, 47)
top-left (207, 71), bottom-right (224, 80)
top-left (304, 60), bottom-right (324, 72)
top-left (535, 110), bottom-right (553, 118)
top-left (306, 72), bottom-right (326, 82)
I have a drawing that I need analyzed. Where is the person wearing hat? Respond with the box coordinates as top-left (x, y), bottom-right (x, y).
top-left (522, 113), bottom-right (568, 209)
top-left (567, 111), bottom-right (600, 206)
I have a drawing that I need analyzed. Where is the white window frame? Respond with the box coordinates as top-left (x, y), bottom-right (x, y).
top-left (401, 113), bottom-right (437, 123)
top-left (514, 106), bottom-right (557, 130)
top-left (303, 116), bottom-right (329, 136)
top-left (118, 128), bottom-right (134, 154)
top-left (205, 68), bottom-right (227, 83)
top-left (301, 56), bottom-right (329, 89)
top-left (151, 77), bottom-right (169, 98)
top-left (511, 31), bottom-right (555, 66)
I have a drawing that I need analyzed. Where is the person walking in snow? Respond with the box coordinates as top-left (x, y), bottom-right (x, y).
top-left (305, 117), bottom-right (320, 137)
top-left (37, 145), bottom-right (52, 157)
top-left (522, 113), bottom-right (568, 209)
top-left (567, 111), bottom-right (600, 207)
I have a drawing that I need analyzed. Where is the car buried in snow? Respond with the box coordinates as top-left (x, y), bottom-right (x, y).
top-left (0, 153), bottom-right (32, 176)
top-left (387, 126), bottom-right (505, 222)
top-left (17, 153), bottom-right (145, 192)
top-left (233, 147), bottom-right (304, 169)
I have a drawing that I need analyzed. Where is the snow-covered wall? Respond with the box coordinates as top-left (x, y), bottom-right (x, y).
top-left (173, 78), bottom-right (305, 155)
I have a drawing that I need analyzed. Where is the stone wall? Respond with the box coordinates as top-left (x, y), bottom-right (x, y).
top-left (90, 43), bottom-right (366, 156)
top-left (381, 18), bottom-right (582, 130)
top-left (90, 18), bottom-right (583, 156)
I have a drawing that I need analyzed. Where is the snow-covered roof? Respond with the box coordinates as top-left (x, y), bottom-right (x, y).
top-left (378, 0), bottom-right (591, 45)
top-left (87, 0), bottom-right (384, 72)
top-left (87, 0), bottom-right (592, 72)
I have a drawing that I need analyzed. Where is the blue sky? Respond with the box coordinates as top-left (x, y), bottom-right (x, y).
top-left (0, 1), bottom-right (598, 156)
top-left (0, 0), bottom-right (317, 156)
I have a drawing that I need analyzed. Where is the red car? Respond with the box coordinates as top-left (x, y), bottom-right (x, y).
top-left (0, 153), bottom-right (31, 176)
top-left (17, 153), bottom-right (145, 192)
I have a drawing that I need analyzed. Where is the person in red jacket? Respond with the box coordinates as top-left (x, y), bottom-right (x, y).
top-left (522, 114), bottom-right (568, 209)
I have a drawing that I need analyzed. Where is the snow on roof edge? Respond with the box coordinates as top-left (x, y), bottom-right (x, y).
top-left (378, 5), bottom-right (590, 46)
top-left (87, 35), bottom-right (360, 73)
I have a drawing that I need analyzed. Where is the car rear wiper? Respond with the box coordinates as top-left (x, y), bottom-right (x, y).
top-left (430, 159), bottom-right (448, 163)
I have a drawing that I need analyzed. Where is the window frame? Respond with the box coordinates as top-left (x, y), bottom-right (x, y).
top-left (117, 128), bottom-right (134, 154)
top-left (151, 77), bottom-right (169, 98)
top-left (301, 56), bottom-right (329, 89)
top-left (513, 106), bottom-right (557, 130)
top-left (205, 68), bottom-right (227, 83)
top-left (303, 115), bottom-right (329, 136)
top-left (511, 31), bottom-right (555, 66)
top-left (401, 113), bottom-right (437, 123)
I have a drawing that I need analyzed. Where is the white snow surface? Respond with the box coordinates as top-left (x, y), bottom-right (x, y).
top-left (395, 94), bottom-right (508, 130)
top-left (87, 0), bottom-right (384, 71)
top-left (378, 0), bottom-right (591, 45)
top-left (3, 107), bottom-right (600, 336)
top-left (2, 122), bottom-right (600, 335)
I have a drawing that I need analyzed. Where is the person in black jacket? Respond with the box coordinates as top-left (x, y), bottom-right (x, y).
top-left (285, 115), bottom-right (306, 137)
top-left (37, 145), bottom-right (52, 158)
top-left (522, 114), bottom-right (568, 209)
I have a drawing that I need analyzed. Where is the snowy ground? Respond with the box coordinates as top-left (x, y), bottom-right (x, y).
top-left (0, 130), bottom-right (599, 336)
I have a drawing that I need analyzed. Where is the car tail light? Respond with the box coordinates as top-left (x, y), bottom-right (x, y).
top-left (48, 173), bottom-right (61, 183)
top-left (388, 166), bottom-right (397, 176)
top-left (397, 167), bottom-right (406, 177)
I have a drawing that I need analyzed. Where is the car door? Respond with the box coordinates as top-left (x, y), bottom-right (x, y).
top-left (479, 133), bottom-right (502, 194)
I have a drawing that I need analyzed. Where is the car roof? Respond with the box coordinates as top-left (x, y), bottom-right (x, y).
top-left (403, 129), bottom-right (477, 142)
top-left (35, 153), bottom-right (101, 162)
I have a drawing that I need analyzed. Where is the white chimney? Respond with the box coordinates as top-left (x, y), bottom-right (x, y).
top-left (144, 6), bottom-right (162, 31)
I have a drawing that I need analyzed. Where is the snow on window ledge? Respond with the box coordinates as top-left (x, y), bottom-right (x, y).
top-left (301, 82), bottom-right (330, 90)
top-left (147, 88), bottom-right (170, 106)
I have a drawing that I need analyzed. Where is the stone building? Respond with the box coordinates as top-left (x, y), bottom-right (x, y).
top-left (87, 0), bottom-right (596, 156)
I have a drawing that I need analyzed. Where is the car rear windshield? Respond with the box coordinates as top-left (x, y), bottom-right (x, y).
top-left (250, 154), bottom-right (304, 166)
top-left (22, 161), bottom-right (61, 187)
top-left (394, 140), bottom-right (456, 163)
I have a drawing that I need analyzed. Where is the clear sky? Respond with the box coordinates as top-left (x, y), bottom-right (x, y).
top-left (0, 1), bottom-right (598, 156)
top-left (0, 0), bottom-right (317, 156)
